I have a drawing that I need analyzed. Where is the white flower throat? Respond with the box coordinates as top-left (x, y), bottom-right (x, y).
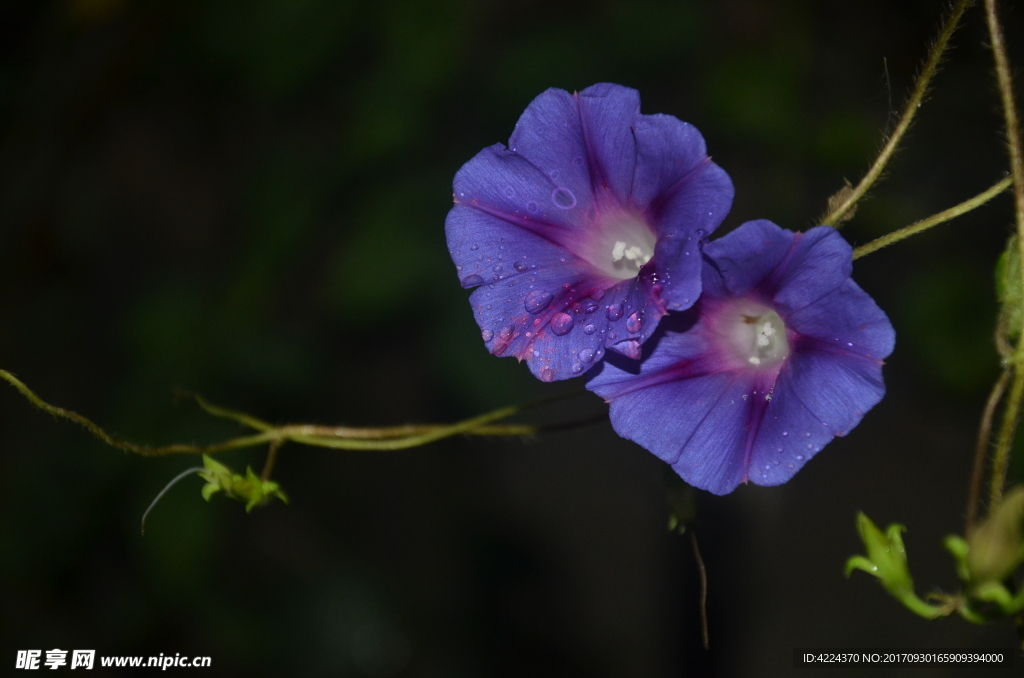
top-left (724, 304), bottom-right (790, 368)
top-left (579, 211), bottom-right (656, 280)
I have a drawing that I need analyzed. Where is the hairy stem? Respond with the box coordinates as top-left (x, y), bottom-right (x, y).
top-left (1, 369), bottom-right (597, 457)
top-left (990, 368), bottom-right (1024, 508)
top-left (852, 177), bottom-right (1012, 260)
top-left (985, 0), bottom-right (1024, 508)
top-left (967, 368), bottom-right (1012, 532)
top-left (822, 0), bottom-right (973, 227)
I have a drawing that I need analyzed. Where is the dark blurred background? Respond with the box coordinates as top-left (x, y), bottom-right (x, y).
top-left (2, 0), bottom-right (1024, 675)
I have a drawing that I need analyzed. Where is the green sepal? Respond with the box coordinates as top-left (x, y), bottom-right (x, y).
top-left (847, 512), bottom-right (948, 619)
top-left (943, 534), bottom-right (971, 583)
top-left (197, 454), bottom-right (288, 511)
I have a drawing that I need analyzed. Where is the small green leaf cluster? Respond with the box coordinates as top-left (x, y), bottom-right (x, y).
top-left (199, 455), bottom-right (289, 512)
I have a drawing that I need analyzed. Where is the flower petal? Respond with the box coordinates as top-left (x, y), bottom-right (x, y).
top-left (702, 222), bottom-right (851, 309)
top-left (590, 352), bottom-right (756, 494)
top-left (748, 339), bottom-right (887, 486)
top-left (507, 88), bottom-right (598, 213)
top-left (786, 280), bottom-right (896, 362)
top-left (575, 83), bottom-right (642, 205)
top-left (451, 144), bottom-right (594, 239)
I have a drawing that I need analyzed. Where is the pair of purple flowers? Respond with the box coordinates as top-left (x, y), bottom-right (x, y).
top-left (446, 84), bottom-right (894, 495)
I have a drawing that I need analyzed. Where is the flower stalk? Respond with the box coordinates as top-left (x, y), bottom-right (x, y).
top-left (822, 0), bottom-right (974, 227)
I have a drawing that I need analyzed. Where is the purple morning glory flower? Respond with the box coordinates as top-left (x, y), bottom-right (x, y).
top-left (445, 83), bottom-right (734, 382)
top-left (585, 220), bottom-right (895, 495)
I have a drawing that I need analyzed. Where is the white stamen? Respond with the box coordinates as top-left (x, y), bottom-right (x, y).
top-left (749, 356), bottom-right (761, 365)
top-left (611, 241), bottom-right (626, 262)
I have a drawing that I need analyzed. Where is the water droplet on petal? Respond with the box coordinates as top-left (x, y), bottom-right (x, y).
top-left (583, 303), bottom-right (598, 314)
top-left (606, 303), bottom-right (624, 321)
top-left (804, 432), bottom-right (811, 437)
top-left (539, 368), bottom-right (555, 382)
top-left (626, 313), bottom-right (642, 334)
top-left (461, 274), bottom-right (484, 288)
top-left (571, 361), bottom-right (584, 374)
top-left (781, 431), bottom-right (788, 437)
top-left (806, 444), bottom-right (813, 450)
top-left (550, 312), bottom-right (574, 336)
top-left (504, 186), bottom-right (515, 197)
top-left (551, 187), bottom-right (577, 209)
top-left (549, 170), bottom-right (559, 180)
top-left (572, 155), bottom-right (585, 167)
top-left (524, 289), bottom-right (553, 313)
top-left (469, 244), bottom-right (479, 251)
top-left (796, 455), bottom-right (805, 461)
top-left (481, 329), bottom-right (494, 342)
top-left (498, 325), bottom-right (515, 341)
top-left (526, 201), bottom-right (538, 213)
top-left (583, 324), bottom-right (596, 335)
top-left (578, 348), bottom-right (595, 363)
top-left (787, 463), bottom-right (794, 469)
top-left (514, 261), bottom-right (528, 272)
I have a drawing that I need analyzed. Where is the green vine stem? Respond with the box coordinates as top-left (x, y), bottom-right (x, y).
top-left (821, 0), bottom-right (974, 227)
top-left (967, 369), bottom-right (1012, 532)
top-left (984, 0), bottom-right (1024, 510)
top-left (0, 368), bottom-right (592, 456)
top-left (852, 176), bottom-right (1012, 260)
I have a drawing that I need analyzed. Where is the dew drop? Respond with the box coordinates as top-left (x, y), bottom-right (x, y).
top-left (550, 312), bottom-right (575, 336)
top-left (551, 187), bottom-right (577, 209)
top-left (583, 324), bottom-right (597, 335)
top-left (781, 431), bottom-right (788, 437)
top-left (539, 368), bottom-right (555, 382)
top-left (549, 170), bottom-right (559, 180)
top-left (583, 303), bottom-right (598, 314)
top-left (796, 455), bottom-right (805, 461)
top-left (608, 331), bottom-right (617, 341)
top-left (514, 261), bottom-right (528, 272)
top-left (578, 348), bottom-right (595, 363)
top-left (571, 361), bottom-right (584, 374)
top-left (481, 329), bottom-right (494, 342)
top-left (773, 459), bottom-right (780, 466)
top-left (626, 313), bottom-right (642, 334)
top-left (572, 155), bottom-right (585, 166)
top-left (469, 244), bottom-right (479, 251)
top-left (493, 264), bottom-right (503, 272)
top-left (524, 289), bottom-right (553, 313)
top-left (460, 274), bottom-right (484, 288)
top-left (526, 201), bottom-right (538, 213)
top-left (498, 324), bottom-right (515, 341)
top-left (606, 303), bottom-right (624, 321)
top-left (504, 186), bottom-right (515, 197)
top-left (787, 463), bottom-right (794, 469)
top-left (804, 432), bottom-right (811, 438)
